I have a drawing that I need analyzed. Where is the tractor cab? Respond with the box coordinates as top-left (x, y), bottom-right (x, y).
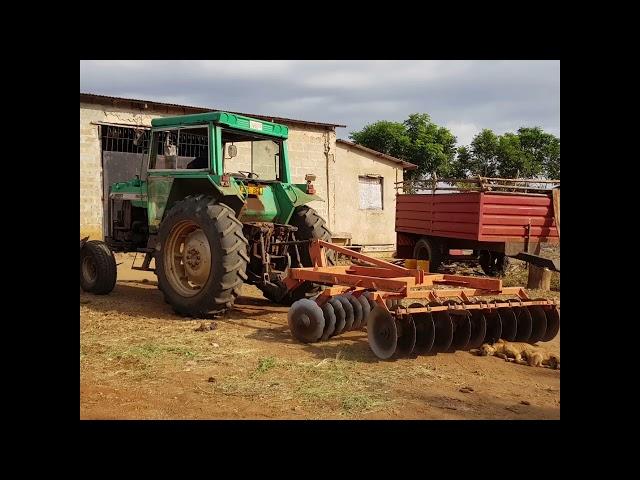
top-left (103, 111), bottom-right (331, 313)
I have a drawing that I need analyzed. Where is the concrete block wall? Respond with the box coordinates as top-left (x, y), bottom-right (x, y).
top-left (80, 103), bottom-right (175, 239)
top-left (333, 143), bottom-right (404, 245)
top-left (80, 103), bottom-right (335, 239)
top-left (287, 126), bottom-right (335, 226)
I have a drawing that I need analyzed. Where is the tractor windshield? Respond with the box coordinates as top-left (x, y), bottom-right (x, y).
top-left (221, 128), bottom-right (282, 181)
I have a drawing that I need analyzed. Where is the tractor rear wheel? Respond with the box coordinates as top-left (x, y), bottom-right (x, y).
top-left (155, 196), bottom-right (249, 317)
top-left (259, 206), bottom-right (334, 305)
top-left (80, 240), bottom-right (117, 295)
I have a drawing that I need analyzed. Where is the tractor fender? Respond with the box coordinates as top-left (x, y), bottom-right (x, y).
top-left (288, 184), bottom-right (324, 207)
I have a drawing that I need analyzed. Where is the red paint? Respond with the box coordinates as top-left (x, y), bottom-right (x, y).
top-left (396, 192), bottom-right (559, 242)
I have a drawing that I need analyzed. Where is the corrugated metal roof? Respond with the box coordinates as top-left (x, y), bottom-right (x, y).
top-left (80, 93), bottom-right (346, 129)
top-left (336, 139), bottom-right (418, 170)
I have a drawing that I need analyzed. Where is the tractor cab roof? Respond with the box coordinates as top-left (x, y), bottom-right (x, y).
top-left (151, 111), bottom-right (289, 139)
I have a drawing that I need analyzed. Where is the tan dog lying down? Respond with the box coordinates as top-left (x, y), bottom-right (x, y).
top-left (470, 339), bottom-right (560, 369)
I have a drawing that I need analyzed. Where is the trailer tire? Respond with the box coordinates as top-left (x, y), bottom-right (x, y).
top-left (413, 237), bottom-right (442, 272)
top-left (155, 196), bottom-right (249, 317)
top-left (479, 250), bottom-right (509, 277)
top-left (80, 240), bottom-right (117, 295)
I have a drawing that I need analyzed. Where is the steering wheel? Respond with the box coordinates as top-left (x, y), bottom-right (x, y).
top-left (238, 171), bottom-right (259, 179)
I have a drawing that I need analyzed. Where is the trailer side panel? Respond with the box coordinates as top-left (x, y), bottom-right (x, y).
top-left (395, 192), bottom-right (482, 241)
top-left (478, 193), bottom-right (559, 242)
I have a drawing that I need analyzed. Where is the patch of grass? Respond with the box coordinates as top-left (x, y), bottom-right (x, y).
top-left (104, 342), bottom-right (198, 362)
top-left (341, 393), bottom-right (385, 413)
top-left (255, 356), bottom-right (276, 374)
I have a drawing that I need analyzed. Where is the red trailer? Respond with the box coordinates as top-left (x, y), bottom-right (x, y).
top-left (395, 178), bottom-right (559, 276)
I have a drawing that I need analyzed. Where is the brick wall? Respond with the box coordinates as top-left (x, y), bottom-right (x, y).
top-left (333, 143), bottom-right (404, 245)
top-left (80, 103), bottom-right (335, 238)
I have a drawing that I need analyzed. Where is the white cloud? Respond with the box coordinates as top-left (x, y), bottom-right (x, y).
top-left (445, 121), bottom-right (481, 146)
top-left (80, 60), bottom-right (560, 146)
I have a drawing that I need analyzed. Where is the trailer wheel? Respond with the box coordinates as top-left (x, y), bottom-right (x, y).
top-left (155, 196), bottom-right (249, 317)
top-left (479, 250), bottom-right (509, 277)
top-left (80, 240), bottom-right (117, 295)
top-left (413, 238), bottom-right (442, 272)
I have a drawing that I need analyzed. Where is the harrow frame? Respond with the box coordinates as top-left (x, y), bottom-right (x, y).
top-left (284, 240), bottom-right (559, 359)
top-left (285, 240), bottom-right (558, 314)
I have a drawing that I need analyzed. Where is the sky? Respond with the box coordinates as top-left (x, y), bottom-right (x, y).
top-left (80, 60), bottom-right (559, 146)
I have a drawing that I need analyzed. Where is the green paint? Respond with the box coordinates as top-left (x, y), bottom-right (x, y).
top-left (147, 176), bottom-right (174, 231)
top-left (109, 111), bottom-right (323, 235)
top-left (152, 112), bottom-right (289, 138)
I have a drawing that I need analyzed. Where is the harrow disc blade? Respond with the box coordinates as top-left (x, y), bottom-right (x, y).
top-left (357, 295), bottom-right (372, 330)
top-left (467, 310), bottom-right (487, 350)
top-left (541, 304), bottom-right (560, 342)
top-left (288, 299), bottom-right (325, 344)
top-left (526, 305), bottom-right (548, 344)
top-left (367, 306), bottom-right (398, 359)
top-left (364, 292), bottom-right (377, 310)
top-left (346, 294), bottom-right (364, 330)
top-left (396, 316), bottom-right (417, 356)
top-left (443, 300), bottom-right (471, 351)
top-left (513, 305), bottom-right (533, 342)
top-left (328, 297), bottom-right (346, 336)
top-left (499, 307), bottom-right (517, 341)
top-left (483, 310), bottom-right (503, 344)
top-left (409, 303), bottom-right (435, 355)
top-left (335, 295), bottom-right (354, 331)
top-left (320, 302), bottom-right (337, 341)
top-left (430, 302), bottom-right (453, 353)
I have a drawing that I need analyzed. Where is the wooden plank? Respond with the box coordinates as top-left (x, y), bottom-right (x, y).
top-left (552, 188), bottom-right (560, 238)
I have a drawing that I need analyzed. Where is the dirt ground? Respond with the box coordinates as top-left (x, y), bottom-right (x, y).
top-left (80, 254), bottom-right (560, 420)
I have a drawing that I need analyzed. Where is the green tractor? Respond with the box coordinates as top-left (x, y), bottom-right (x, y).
top-left (80, 111), bottom-right (333, 316)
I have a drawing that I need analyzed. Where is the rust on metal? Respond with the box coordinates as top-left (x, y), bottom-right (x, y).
top-left (285, 238), bottom-right (559, 359)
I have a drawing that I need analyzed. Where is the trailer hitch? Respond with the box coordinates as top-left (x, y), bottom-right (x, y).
top-left (509, 252), bottom-right (560, 272)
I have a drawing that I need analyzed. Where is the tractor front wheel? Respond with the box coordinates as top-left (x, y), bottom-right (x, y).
top-left (80, 240), bottom-right (117, 295)
top-left (155, 196), bottom-right (249, 317)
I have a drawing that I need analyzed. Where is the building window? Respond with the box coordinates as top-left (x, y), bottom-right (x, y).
top-left (101, 125), bottom-right (149, 153)
top-left (358, 175), bottom-right (383, 210)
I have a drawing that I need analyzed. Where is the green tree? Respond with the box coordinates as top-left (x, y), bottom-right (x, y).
top-left (349, 113), bottom-right (457, 179)
top-left (453, 127), bottom-right (560, 179)
top-left (517, 127), bottom-right (560, 179)
top-left (453, 129), bottom-right (500, 177)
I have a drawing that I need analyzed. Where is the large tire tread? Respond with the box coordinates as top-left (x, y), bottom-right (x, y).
top-left (80, 240), bottom-right (117, 295)
top-left (155, 196), bottom-right (248, 317)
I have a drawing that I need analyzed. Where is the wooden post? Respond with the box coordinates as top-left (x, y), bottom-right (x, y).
top-left (552, 187), bottom-right (560, 238)
top-left (527, 265), bottom-right (552, 290)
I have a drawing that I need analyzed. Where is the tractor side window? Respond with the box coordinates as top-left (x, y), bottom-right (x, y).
top-left (149, 130), bottom-right (178, 170)
top-left (148, 126), bottom-right (209, 170)
top-left (178, 127), bottom-right (209, 170)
